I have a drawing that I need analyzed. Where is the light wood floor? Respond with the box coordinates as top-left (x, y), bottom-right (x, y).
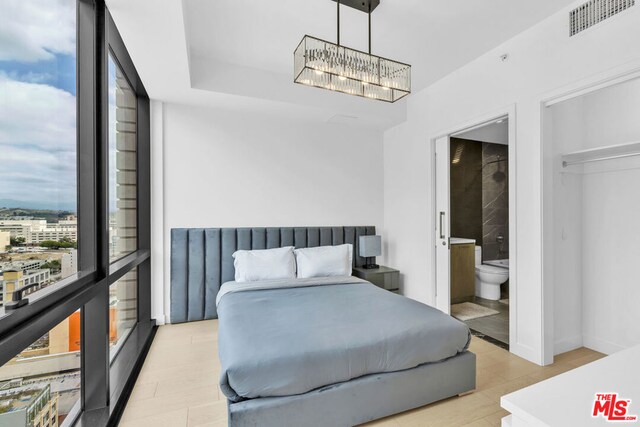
top-left (120, 320), bottom-right (604, 427)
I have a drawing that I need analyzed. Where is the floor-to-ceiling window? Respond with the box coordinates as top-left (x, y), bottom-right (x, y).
top-left (0, 1), bottom-right (153, 425)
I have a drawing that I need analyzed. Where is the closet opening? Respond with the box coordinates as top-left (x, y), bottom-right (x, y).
top-left (543, 75), bottom-right (640, 362)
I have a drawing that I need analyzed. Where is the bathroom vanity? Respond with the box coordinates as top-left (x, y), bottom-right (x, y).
top-left (450, 238), bottom-right (476, 303)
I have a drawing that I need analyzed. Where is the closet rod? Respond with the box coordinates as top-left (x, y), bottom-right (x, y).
top-left (561, 141), bottom-right (640, 168)
top-left (562, 152), bottom-right (640, 167)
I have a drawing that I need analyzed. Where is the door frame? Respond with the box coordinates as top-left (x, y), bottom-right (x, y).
top-left (431, 105), bottom-right (517, 349)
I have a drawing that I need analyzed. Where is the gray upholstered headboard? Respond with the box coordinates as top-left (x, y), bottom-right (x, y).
top-left (170, 226), bottom-right (376, 323)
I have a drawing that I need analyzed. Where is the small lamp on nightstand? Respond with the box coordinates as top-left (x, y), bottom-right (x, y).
top-left (359, 235), bottom-right (381, 269)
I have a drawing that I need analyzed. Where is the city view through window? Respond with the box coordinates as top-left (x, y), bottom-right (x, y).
top-left (0, 312), bottom-right (81, 427)
top-left (0, 2), bottom-right (137, 424)
top-left (0, 0), bottom-right (81, 424)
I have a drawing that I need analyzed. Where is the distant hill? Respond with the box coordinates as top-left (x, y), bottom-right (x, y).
top-left (0, 207), bottom-right (76, 223)
top-left (0, 199), bottom-right (76, 212)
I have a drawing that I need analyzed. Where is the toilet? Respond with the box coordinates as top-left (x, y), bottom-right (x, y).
top-left (475, 246), bottom-right (509, 300)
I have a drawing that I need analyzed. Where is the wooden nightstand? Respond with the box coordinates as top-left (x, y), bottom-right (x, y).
top-left (352, 266), bottom-right (400, 293)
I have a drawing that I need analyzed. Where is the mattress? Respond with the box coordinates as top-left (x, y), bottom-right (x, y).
top-left (217, 277), bottom-right (471, 402)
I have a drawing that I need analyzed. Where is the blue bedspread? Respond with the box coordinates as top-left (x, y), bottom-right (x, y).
top-left (217, 277), bottom-right (471, 402)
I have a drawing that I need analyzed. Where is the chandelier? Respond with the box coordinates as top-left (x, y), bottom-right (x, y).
top-left (294, 0), bottom-right (411, 103)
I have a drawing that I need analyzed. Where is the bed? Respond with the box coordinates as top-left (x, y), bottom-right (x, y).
top-left (171, 227), bottom-right (476, 426)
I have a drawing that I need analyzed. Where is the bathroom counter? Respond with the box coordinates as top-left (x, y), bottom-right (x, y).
top-left (450, 238), bottom-right (476, 245)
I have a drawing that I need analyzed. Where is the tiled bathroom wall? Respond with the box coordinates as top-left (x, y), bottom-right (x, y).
top-left (450, 138), bottom-right (483, 244)
top-left (450, 138), bottom-right (509, 262)
top-left (481, 143), bottom-right (509, 261)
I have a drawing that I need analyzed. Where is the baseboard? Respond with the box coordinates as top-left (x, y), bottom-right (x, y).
top-left (583, 335), bottom-right (626, 355)
top-left (153, 314), bottom-right (166, 325)
top-left (554, 335), bottom-right (583, 355)
top-left (509, 342), bottom-right (542, 365)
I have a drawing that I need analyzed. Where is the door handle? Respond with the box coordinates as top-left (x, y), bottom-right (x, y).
top-left (439, 211), bottom-right (445, 239)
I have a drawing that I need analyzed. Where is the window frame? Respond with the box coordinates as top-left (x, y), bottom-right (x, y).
top-left (104, 2), bottom-right (152, 357)
top-left (0, 1), bottom-right (154, 425)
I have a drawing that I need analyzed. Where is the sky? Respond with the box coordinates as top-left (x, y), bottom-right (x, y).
top-left (0, 0), bottom-right (78, 211)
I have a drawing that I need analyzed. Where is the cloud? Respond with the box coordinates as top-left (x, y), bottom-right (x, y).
top-left (0, 0), bottom-right (77, 209)
top-left (0, 74), bottom-right (76, 151)
top-left (7, 70), bottom-right (56, 84)
top-left (0, 144), bottom-right (76, 208)
top-left (0, 74), bottom-right (76, 209)
top-left (0, 0), bottom-right (76, 63)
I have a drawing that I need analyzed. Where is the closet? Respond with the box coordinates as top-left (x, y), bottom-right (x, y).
top-left (544, 77), bottom-right (640, 357)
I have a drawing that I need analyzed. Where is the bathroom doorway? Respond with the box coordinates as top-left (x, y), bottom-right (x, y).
top-left (434, 114), bottom-right (515, 350)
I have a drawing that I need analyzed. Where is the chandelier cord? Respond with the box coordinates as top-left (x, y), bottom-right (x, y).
top-left (368, 2), bottom-right (372, 54)
top-left (337, 0), bottom-right (340, 46)
top-left (336, 0), bottom-right (372, 53)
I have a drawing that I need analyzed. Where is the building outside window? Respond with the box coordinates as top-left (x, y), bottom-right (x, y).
top-left (0, 311), bottom-right (81, 426)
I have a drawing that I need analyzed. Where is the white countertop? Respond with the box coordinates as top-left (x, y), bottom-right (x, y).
top-left (501, 345), bottom-right (640, 426)
top-left (450, 238), bottom-right (476, 245)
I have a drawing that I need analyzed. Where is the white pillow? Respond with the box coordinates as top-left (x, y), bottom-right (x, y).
top-left (294, 244), bottom-right (353, 279)
top-left (232, 246), bottom-right (296, 283)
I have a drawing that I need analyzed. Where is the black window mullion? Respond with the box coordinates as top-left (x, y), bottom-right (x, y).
top-left (108, 249), bottom-right (150, 283)
top-left (137, 93), bottom-right (152, 324)
top-left (0, 271), bottom-right (95, 337)
top-left (81, 0), bottom-right (111, 412)
top-left (77, 0), bottom-right (98, 275)
top-left (0, 273), bottom-right (97, 366)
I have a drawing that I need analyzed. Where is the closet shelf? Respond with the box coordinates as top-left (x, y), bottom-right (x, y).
top-left (561, 141), bottom-right (640, 167)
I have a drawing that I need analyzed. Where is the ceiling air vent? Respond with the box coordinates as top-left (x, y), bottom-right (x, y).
top-left (570, 0), bottom-right (635, 36)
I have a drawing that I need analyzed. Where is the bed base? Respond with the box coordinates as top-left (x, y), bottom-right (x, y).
top-left (227, 351), bottom-right (476, 427)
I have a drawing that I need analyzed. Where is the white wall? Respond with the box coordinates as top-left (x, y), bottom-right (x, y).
top-left (547, 98), bottom-right (585, 355)
top-left (153, 103), bottom-right (384, 323)
top-left (150, 101), bottom-right (164, 323)
top-left (548, 79), bottom-right (640, 355)
top-left (383, 0), bottom-right (640, 363)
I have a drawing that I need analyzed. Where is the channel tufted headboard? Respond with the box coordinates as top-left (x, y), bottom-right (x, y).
top-left (170, 226), bottom-right (376, 323)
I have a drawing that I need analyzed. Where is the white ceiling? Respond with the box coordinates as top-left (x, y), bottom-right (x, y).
top-left (106, 0), bottom-right (576, 130)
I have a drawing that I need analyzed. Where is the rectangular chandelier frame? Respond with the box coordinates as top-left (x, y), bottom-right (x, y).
top-left (294, 35), bottom-right (411, 103)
